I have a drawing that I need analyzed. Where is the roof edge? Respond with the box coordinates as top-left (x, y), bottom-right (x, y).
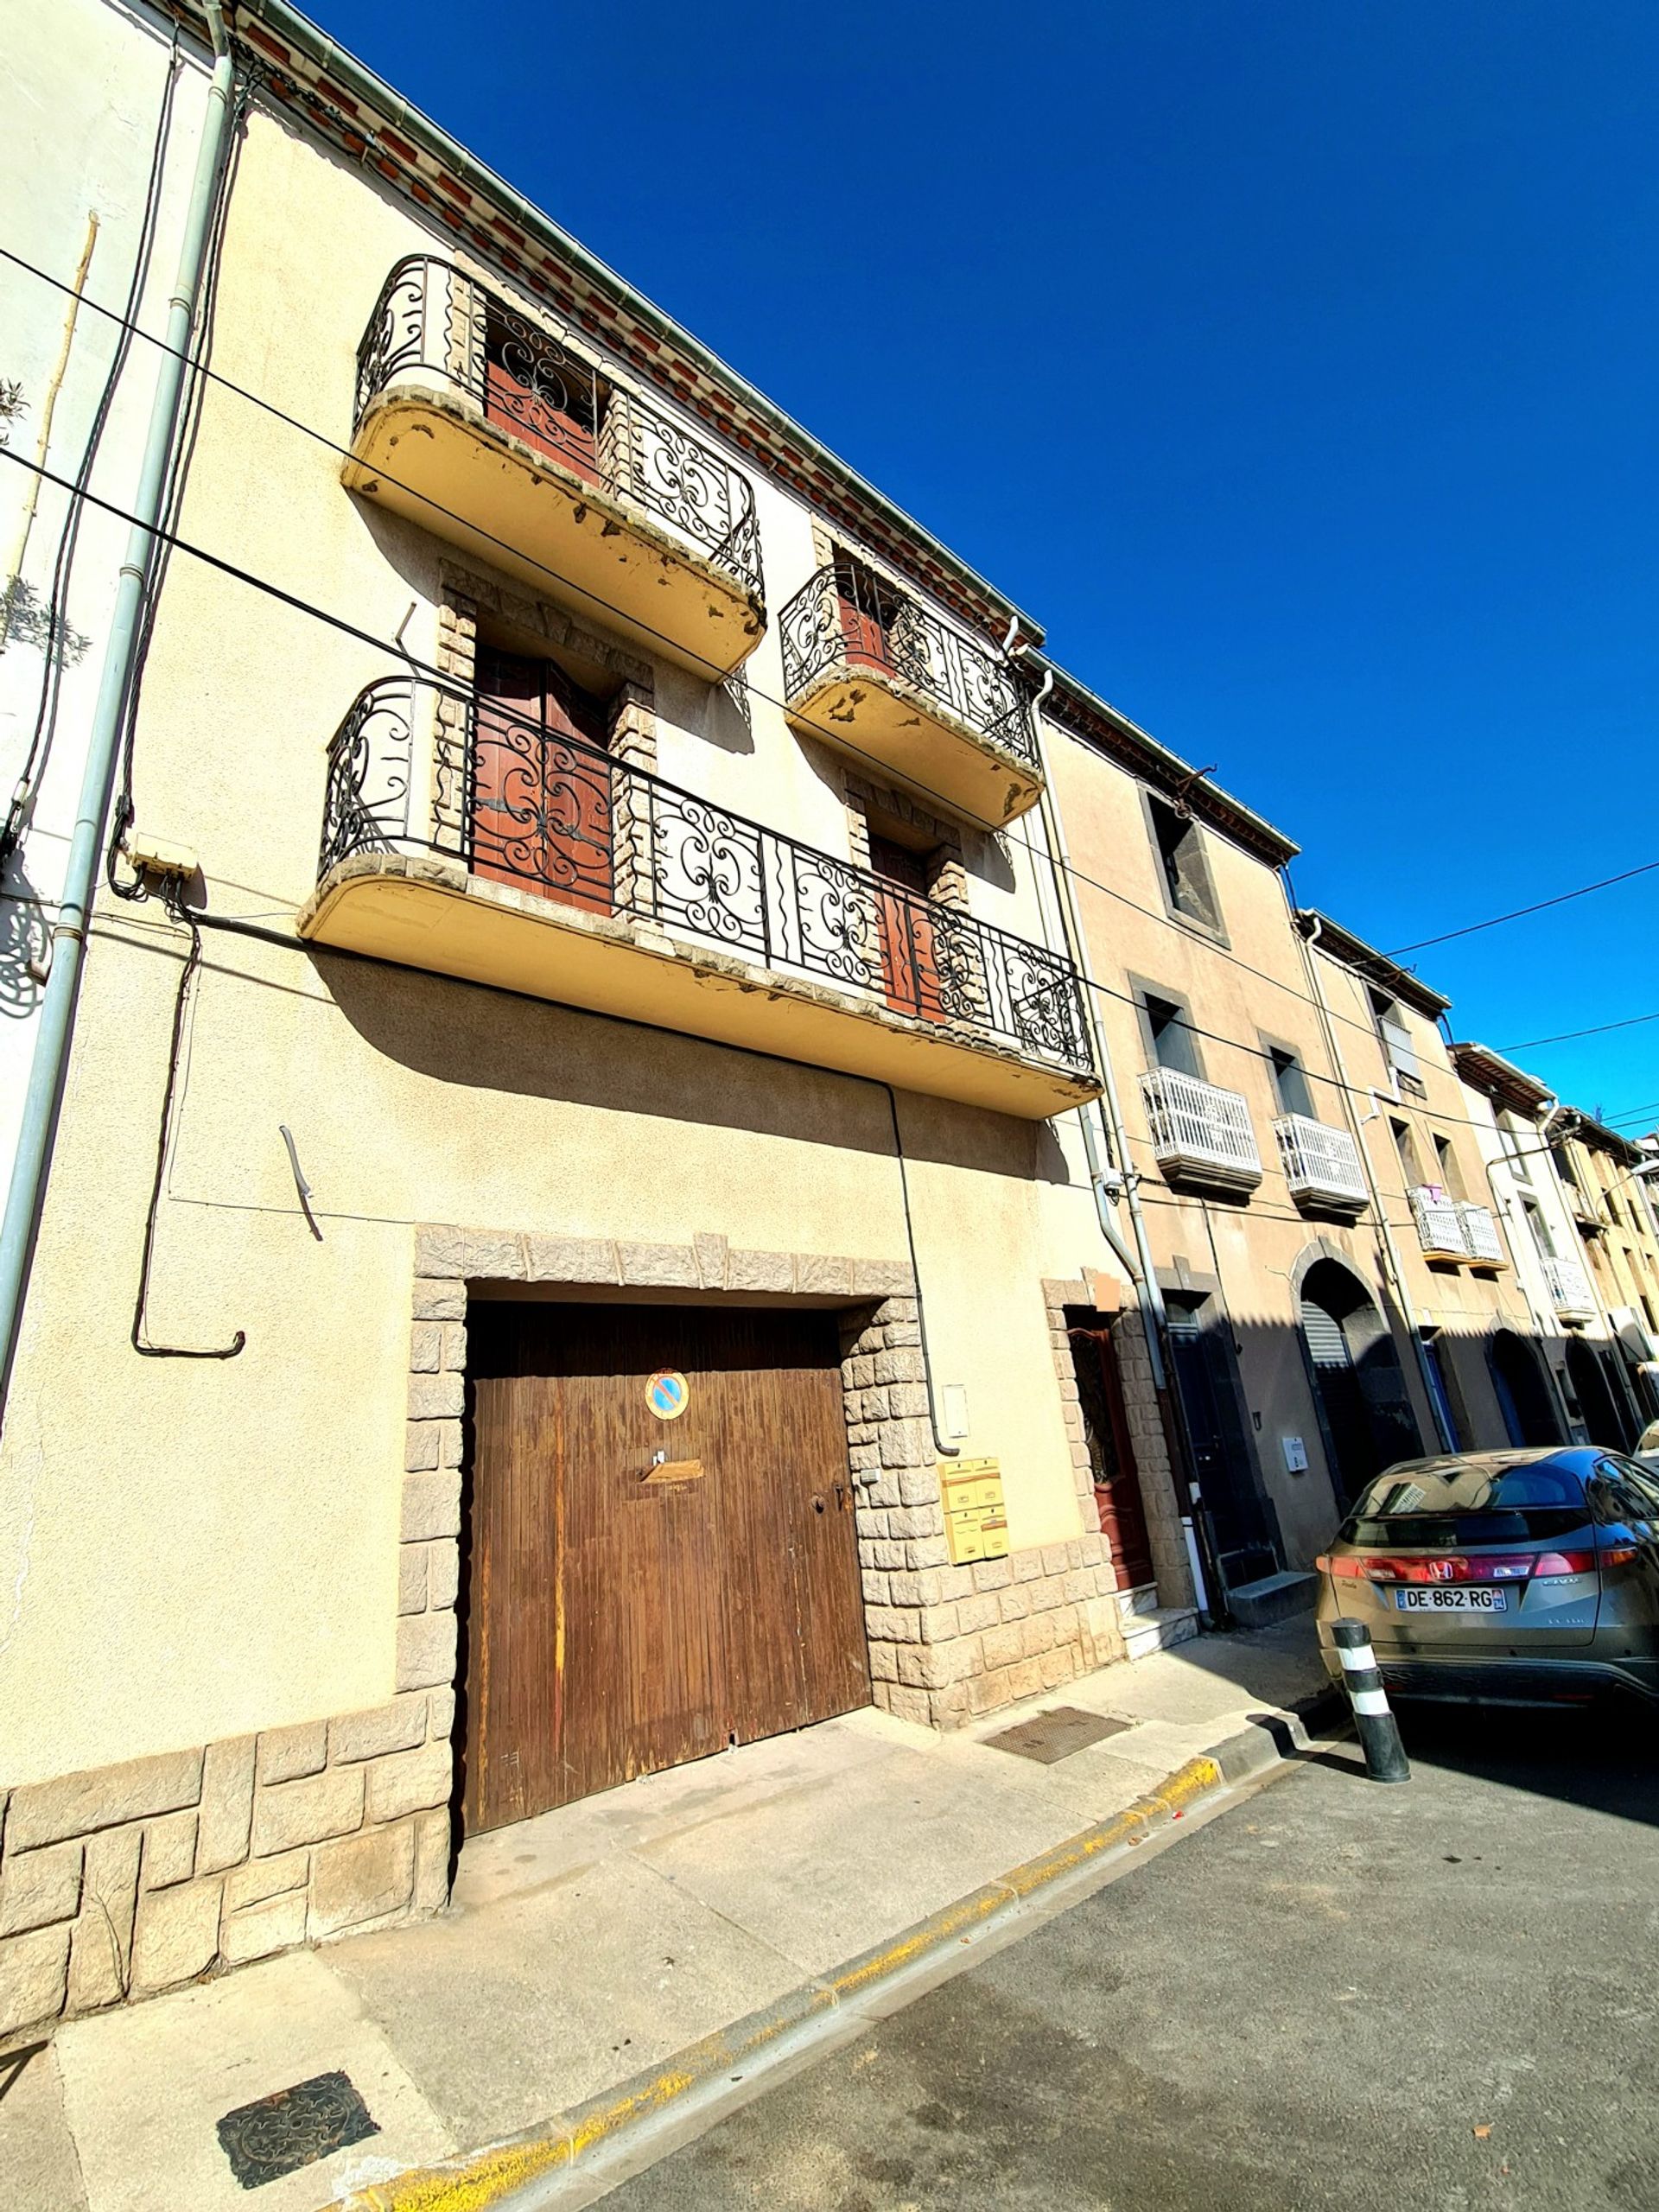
top-left (200, 0), bottom-right (1043, 649)
top-left (1295, 910), bottom-right (1451, 1019)
top-left (1448, 1040), bottom-right (1554, 1116)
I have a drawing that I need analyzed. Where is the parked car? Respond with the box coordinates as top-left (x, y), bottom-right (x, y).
top-left (1316, 1446), bottom-right (1659, 1707)
top-left (1635, 1421), bottom-right (1659, 1475)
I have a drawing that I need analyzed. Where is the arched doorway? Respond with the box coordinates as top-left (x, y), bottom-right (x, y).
top-left (1298, 1260), bottom-right (1422, 1508)
top-left (1488, 1329), bottom-right (1563, 1446)
top-left (1564, 1335), bottom-right (1630, 1448)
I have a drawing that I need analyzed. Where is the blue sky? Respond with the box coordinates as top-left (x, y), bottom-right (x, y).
top-left (314, 0), bottom-right (1658, 1124)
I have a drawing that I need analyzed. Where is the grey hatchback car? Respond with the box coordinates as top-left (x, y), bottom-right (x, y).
top-left (1316, 1446), bottom-right (1659, 1707)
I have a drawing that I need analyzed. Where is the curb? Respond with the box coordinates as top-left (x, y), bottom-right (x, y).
top-left (332, 1690), bottom-right (1343, 2210)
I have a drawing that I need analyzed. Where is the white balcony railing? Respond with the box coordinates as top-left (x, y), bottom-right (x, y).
top-left (1410, 1187), bottom-right (1468, 1257)
top-left (1542, 1255), bottom-right (1597, 1318)
top-left (1458, 1201), bottom-right (1506, 1265)
top-left (1141, 1069), bottom-right (1263, 1192)
top-left (1274, 1114), bottom-right (1370, 1211)
top-left (1409, 1188), bottom-right (1507, 1264)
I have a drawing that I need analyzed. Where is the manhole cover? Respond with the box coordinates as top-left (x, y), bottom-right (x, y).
top-left (216, 2070), bottom-right (379, 2190)
top-left (984, 1707), bottom-right (1132, 1764)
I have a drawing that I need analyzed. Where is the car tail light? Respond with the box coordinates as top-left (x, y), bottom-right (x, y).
top-left (1319, 1550), bottom-right (1599, 1584)
top-left (1599, 1544), bottom-right (1638, 1567)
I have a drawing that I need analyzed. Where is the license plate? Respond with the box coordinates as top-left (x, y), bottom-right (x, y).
top-left (1393, 1586), bottom-right (1507, 1612)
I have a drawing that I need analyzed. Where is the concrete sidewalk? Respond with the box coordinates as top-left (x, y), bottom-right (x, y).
top-left (2, 1622), bottom-right (1328, 2212)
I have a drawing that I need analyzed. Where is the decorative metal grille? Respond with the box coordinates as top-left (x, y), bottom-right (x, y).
top-left (778, 560), bottom-right (1039, 769)
top-left (1139, 1068), bottom-right (1262, 1177)
top-left (1273, 1113), bottom-right (1370, 1206)
top-left (318, 677), bottom-right (1093, 1078)
top-left (353, 257), bottom-right (763, 601)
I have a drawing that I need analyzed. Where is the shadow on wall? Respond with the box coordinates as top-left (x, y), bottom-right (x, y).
top-left (0, 854), bottom-right (50, 1021)
top-left (315, 941), bottom-right (1071, 1183)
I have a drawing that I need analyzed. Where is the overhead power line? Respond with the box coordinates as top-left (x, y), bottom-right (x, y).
top-left (1386, 857), bottom-right (1659, 956)
top-left (1500, 1011), bottom-right (1659, 1052)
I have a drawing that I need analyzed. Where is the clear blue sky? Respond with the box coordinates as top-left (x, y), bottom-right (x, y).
top-left (313, 0), bottom-right (1658, 1125)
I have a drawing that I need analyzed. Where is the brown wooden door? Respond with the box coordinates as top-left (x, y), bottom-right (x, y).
top-left (869, 835), bottom-right (944, 1024)
top-left (462, 1303), bottom-right (868, 1834)
top-left (481, 311), bottom-right (601, 483)
top-left (472, 647), bottom-right (614, 912)
top-left (1069, 1322), bottom-right (1157, 1590)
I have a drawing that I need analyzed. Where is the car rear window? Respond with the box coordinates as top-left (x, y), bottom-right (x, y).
top-left (1343, 1461), bottom-right (1588, 1548)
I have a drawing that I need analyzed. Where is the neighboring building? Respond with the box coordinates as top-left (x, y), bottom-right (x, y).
top-left (1545, 1110), bottom-right (1659, 1437)
top-left (1450, 1041), bottom-right (1599, 1445)
top-left (1050, 699), bottom-right (1430, 1592)
top-left (1296, 915), bottom-right (1541, 1459)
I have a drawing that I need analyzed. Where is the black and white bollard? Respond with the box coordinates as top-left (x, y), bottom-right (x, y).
top-left (1331, 1618), bottom-right (1410, 1784)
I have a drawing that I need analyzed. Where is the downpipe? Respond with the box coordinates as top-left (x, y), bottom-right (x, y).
top-left (0, 3), bottom-right (236, 1417)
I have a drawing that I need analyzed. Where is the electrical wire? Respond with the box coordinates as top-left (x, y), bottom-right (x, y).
top-left (1386, 858), bottom-right (1659, 956)
top-left (1, 33), bottom-right (181, 864)
top-left (0, 238), bottom-right (1466, 1069)
top-left (1499, 1012), bottom-right (1659, 1052)
top-left (3, 250), bottom-right (1651, 1122)
top-left (3, 438), bottom-right (1622, 1154)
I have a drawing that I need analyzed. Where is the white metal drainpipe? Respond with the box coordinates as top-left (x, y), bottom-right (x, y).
top-left (0, 3), bottom-right (237, 1417)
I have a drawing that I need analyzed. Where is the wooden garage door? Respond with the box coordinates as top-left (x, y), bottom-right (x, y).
top-left (462, 1303), bottom-right (869, 1834)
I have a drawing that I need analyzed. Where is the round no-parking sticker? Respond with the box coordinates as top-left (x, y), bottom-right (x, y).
top-left (646, 1370), bottom-right (690, 1421)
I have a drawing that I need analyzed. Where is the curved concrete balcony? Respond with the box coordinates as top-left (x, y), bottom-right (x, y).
top-left (779, 559), bottom-right (1044, 829)
top-left (344, 258), bottom-right (766, 678)
top-left (1139, 1068), bottom-right (1263, 1194)
top-left (298, 677), bottom-right (1102, 1121)
top-left (1273, 1114), bottom-right (1370, 1215)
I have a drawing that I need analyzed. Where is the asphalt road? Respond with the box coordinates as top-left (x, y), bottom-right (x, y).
top-left (604, 1707), bottom-right (1659, 2211)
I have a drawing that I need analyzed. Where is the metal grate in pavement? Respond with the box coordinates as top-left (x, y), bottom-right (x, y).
top-left (215, 2070), bottom-right (379, 2190)
top-left (983, 1706), bottom-right (1133, 1764)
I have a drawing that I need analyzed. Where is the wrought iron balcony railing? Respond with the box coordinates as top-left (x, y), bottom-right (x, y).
top-left (353, 257), bottom-right (763, 603)
top-left (318, 677), bottom-right (1094, 1079)
top-left (1140, 1068), bottom-right (1263, 1189)
top-left (779, 560), bottom-right (1039, 771)
top-left (1542, 1255), bottom-right (1597, 1317)
top-left (1273, 1114), bottom-right (1370, 1211)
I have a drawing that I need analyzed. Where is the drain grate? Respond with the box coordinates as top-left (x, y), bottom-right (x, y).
top-left (984, 1706), bottom-right (1132, 1764)
top-left (216, 2070), bottom-right (379, 2190)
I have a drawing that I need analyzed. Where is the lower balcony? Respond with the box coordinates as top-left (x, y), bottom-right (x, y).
top-left (297, 677), bottom-right (1101, 1120)
top-left (1543, 1255), bottom-right (1598, 1321)
top-left (345, 257), bottom-right (765, 679)
top-left (1274, 1113), bottom-right (1370, 1215)
top-left (779, 560), bottom-right (1045, 829)
top-left (1140, 1069), bottom-right (1263, 1193)
top-left (1409, 1190), bottom-right (1507, 1267)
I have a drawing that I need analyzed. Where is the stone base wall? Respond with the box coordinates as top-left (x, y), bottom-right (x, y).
top-left (0, 1234), bottom-right (1160, 2037)
top-left (0, 1691), bottom-right (453, 2041)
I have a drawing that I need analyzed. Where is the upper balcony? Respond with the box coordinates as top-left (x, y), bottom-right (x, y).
top-left (1408, 1189), bottom-right (1507, 1268)
top-left (1140, 1069), bottom-right (1263, 1194)
top-left (298, 676), bottom-right (1100, 1120)
top-left (779, 559), bottom-right (1044, 829)
top-left (1542, 1255), bottom-right (1598, 1322)
top-left (346, 258), bottom-right (766, 678)
top-left (1273, 1114), bottom-right (1370, 1215)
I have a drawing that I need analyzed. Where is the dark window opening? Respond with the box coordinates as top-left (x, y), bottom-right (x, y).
top-left (1432, 1134), bottom-right (1468, 1201)
top-left (1269, 1048), bottom-right (1316, 1121)
top-left (1391, 1118), bottom-right (1427, 1190)
top-left (1147, 795), bottom-right (1221, 932)
top-left (1146, 992), bottom-right (1202, 1079)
